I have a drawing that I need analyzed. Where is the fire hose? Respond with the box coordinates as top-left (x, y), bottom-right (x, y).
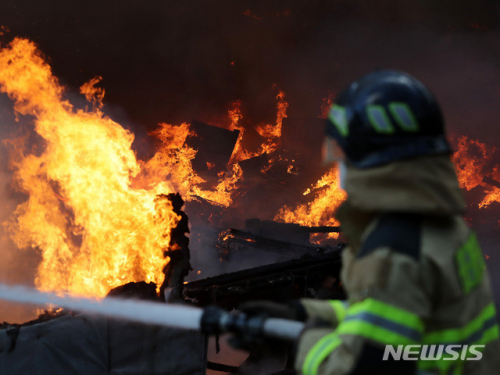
top-left (0, 283), bottom-right (304, 341)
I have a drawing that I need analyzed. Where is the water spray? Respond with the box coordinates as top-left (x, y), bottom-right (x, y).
top-left (0, 283), bottom-right (304, 341)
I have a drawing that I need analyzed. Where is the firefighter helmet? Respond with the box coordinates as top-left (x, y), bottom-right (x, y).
top-left (325, 70), bottom-right (451, 168)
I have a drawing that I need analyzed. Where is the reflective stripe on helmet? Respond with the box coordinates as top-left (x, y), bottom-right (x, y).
top-left (366, 105), bottom-right (395, 133)
top-left (389, 102), bottom-right (419, 132)
top-left (328, 104), bottom-right (349, 137)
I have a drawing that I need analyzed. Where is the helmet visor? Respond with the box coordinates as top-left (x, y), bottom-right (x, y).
top-left (322, 137), bottom-right (345, 166)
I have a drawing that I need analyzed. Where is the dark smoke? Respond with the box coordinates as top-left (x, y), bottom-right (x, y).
top-left (0, 0), bottom-right (499, 143)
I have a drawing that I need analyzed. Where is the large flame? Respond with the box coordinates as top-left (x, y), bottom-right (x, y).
top-left (136, 122), bottom-right (243, 208)
top-left (0, 38), bottom-right (180, 297)
top-left (452, 135), bottom-right (500, 208)
top-left (135, 89), bottom-right (288, 206)
top-left (275, 167), bottom-right (346, 243)
top-left (0, 38), bottom-right (288, 298)
top-left (273, 93), bottom-right (346, 244)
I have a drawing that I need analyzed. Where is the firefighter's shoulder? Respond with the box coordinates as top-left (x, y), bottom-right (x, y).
top-left (358, 213), bottom-right (422, 260)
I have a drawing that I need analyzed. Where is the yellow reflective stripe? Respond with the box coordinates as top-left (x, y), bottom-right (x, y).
top-left (480, 324), bottom-right (500, 344)
top-left (348, 298), bottom-right (424, 332)
top-left (337, 320), bottom-right (418, 345)
top-left (423, 303), bottom-right (497, 344)
top-left (302, 332), bottom-right (341, 375)
top-left (328, 300), bottom-right (348, 322)
top-left (456, 233), bottom-right (485, 294)
top-left (419, 303), bottom-right (499, 374)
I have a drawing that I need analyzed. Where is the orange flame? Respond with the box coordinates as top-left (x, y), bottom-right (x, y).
top-left (275, 167), bottom-right (346, 243)
top-left (319, 93), bottom-right (336, 119)
top-left (228, 90), bottom-right (288, 163)
top-left (227, 99), bottom-right (250, 163)
top-left (80, 76), bottom-right (105, 109)
top-left (255, 90), bottom-right (288, 155)
top-left (0, 26), bottom-right (10, 36)
top-left (136, 122), bottom-right (243, 207)
top-left (0, 38), bottom-right (181, 297)
top-left (452, 135), bottom-right (500, 208)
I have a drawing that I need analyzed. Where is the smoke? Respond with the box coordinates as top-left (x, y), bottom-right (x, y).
top-left (0, 1), bottom-right (497, 142)
top-left (1, 1), bottom-right (499, 155)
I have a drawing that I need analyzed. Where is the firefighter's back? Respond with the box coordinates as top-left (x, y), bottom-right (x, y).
top-left (419, 215), bottom-right (500, 374)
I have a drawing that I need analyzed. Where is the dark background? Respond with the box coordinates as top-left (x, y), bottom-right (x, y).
top-left (1, 0), bottom-right (500, 144)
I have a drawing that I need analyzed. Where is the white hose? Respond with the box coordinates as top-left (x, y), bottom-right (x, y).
top-left (0, 283), bottom-right (305, 341)
top-left (263, 318), bottom-right (305, 341)
top-left (0, 283), bottom-right (203, 330)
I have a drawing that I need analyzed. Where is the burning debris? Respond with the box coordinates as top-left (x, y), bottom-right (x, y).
top-left (186, 121), bottom-right (239, 176)
top-left (452, 135), bottom-right (500, 208)
top-left (185, 246), bottom-right (344, 310)
top-left (275, 168), bottom-right (346, 243)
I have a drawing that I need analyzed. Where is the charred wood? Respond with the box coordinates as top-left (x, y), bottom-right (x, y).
top-left (483, 176), bottom-right (500, 189)
top-left (185, 121), bottom-right (239, 175)
top-left (184, 247), bottom-right (344, 310)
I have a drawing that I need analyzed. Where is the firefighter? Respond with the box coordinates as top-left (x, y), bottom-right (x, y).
top-left (159, 193), bottom-right (192, 301)
top-left (237, 70), bottom-right (500, 374)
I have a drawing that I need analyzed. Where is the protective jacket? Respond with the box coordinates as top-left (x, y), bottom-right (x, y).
top-left (295, 155), bottom-right (500, 375)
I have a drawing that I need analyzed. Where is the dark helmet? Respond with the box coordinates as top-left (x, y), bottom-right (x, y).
top-left (325, 70), bottom-right (451, 168)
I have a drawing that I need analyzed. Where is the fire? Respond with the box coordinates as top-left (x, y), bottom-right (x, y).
top-left (452, 135), bottom-right (500, 208)
top-left (137, 122), bottom-right (243, 207)
top-left (255, 90), bottom-right (288, 155)
top-left (319, 93), bottom-right (336, 119)
top-left (80, 76), bottom-right (105, 109)
top-left (275, 167), bottom-right (346, 243)
top-left (0, 38), bottom-right (180, 297)
top-left (227, 99), bottom-right (250, 163)
top-left (135, 89), bottom-right (289, 207)
top-left (216, 229), bottom-right (233, 261)
top-left (0, 26), bottom-right (9, 36)
top-left (227, 89), bottom-right (289, 163)
top-left (0, 37), bottom-right (293, 300)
